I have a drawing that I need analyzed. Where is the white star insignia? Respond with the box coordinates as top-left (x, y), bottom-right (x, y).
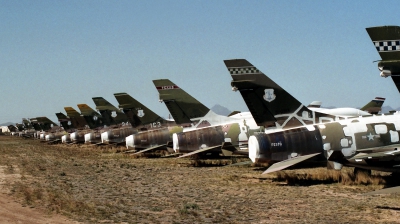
top-left (366, 133), bottom-right (374, 141)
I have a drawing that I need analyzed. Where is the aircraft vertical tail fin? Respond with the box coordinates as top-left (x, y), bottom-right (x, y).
top-left (16, 123), bottom-right (24, 131)
top-left (36, 117), bottom-right (58, 131)
top-left (29, 118), bottom-right (41, 131)
top-left (64, 107), bottom-right (88, 129)
top-left (114, 92), bottom-right (167, 127)
top-left (77, 104), bottom-right (104, 129)
top-left (152, 79), bottom-right (210, 125)
top-left (55, 112), bottom-right (73, 131)
top-left (360, 97), bottom-right (385, 114)
top-left (92, 97), bottom-right (128, 126)
top-left (7, 125), bottom-right (17, 132)
top-left (366, 26), bottom-right (400, 62)
top-left (307, 101), bottom-right (322, 108)
top-left (22, 118), bottom-right (32, 129)
top-left (366, 26), bottom-right (400, 92)
top-left (224, 59), bottom-right (312, 128)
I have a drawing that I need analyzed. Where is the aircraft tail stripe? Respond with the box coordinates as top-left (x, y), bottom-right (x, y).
top-left (155, 85), bottom-right (180, 90)
top-left (228, 67), bottom-right (261, 75)
top-left (374, 40), bottom-right (400, 52)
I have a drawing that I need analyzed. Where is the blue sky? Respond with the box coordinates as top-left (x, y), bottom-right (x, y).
top-left (0, 0), bottom-right (399, 123)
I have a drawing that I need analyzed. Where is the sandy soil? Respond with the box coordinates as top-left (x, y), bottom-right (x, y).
top-left (0, 166), bottom-right (78, 224)
top-left (1, 136), bottom-right (400, 223)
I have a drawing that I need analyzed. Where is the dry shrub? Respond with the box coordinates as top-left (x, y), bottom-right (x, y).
top-left (252, 162), bottom-right (270, 167)
top-left (274, 169), bottom-right (386, 186)
top-left (189, 159), bottom-right (231, 167)
top-left (130, 150), bottom-right (169, 159)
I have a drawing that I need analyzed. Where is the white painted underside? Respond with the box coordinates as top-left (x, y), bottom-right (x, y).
top-left (309, 107), bottom-right (371, 117)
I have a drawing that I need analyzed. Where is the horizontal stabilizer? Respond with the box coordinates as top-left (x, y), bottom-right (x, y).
top-left (262, 153), bottom-right (321, 175)
top-left (161, 153), bottom-right (183, 158)
top-left (363, 186), bottom-right (400, 195)
top-left (133, 144), bottom-right (167, 154)
top-left (177, 145), bottom-right (222, 158)
top-left (351, 149), bottom-right (400, 160)
top-left (356, 144), bottom-right (400, 153)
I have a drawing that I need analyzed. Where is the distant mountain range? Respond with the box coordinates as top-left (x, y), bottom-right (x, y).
top-left (210, 104), bottom-right (232, 116)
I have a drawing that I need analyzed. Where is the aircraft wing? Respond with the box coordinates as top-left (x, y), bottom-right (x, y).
top-left (161, 153), bottom-right (183, 158)
top-left (177, 145), bottom-right (222, 158)
top-left (262, 153), bottom-right (321, 175)
top-left (364, 186), bottom-right (400, 195)
top-left (356, 144), bottom-right (400, 153)
top-left (132, 144), bottom-right (167, 154)
top-left (351, 149), bottom-right (400, 160)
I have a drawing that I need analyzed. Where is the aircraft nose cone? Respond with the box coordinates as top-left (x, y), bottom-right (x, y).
top-left (126, 135), bottom-right (134, 149)
top-left (248, 135), bottom-right (260, 163)
top-left (172, 133), bottom-right (179, 153)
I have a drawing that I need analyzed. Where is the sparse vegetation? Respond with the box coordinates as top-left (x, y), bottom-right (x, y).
top-left (0, 136), bottom-right (400, 223)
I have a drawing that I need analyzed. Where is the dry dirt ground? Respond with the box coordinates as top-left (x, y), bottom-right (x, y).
top-left (1, 135), bottom-right (400, 223)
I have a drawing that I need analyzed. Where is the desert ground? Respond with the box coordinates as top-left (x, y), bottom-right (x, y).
top-left (1, 135), bottom-right (400, 223)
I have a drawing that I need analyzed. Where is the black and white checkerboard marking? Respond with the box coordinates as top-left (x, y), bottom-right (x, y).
top-left (228, 67), bottom-right (261, 74)
top-left (374, 40), bottom-right (400, 52)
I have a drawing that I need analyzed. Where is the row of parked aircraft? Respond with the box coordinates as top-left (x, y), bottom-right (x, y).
top-left (11, 25), bottom-right (400, 194)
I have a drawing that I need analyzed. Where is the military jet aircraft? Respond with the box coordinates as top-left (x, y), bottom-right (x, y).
top-left (308, 97), bottom-right (385, 116)
top-left (29, 117), bottom-right (61, 142)
top-left (153, 79), bottom-right (264, 158)
top-left (92, 97), bottom-right (136, 145)
top-left (14, 118), bottom-right (35, 138)
top-left (223, 58), bottom-right (400, 188)
top-left (77, 104), bottom-right (105, 144)
top-left (55, 112), bottom-right (74, 143)
top-left (63, 106), bottom-right (92, 144)
top-left (114, 92), bottom-right (180, 154)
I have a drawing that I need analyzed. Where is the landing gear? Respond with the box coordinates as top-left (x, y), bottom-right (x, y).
top-left (354, 167), bottom-right (371, 176)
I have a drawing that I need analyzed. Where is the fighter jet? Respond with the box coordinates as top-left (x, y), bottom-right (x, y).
top-left (55, 112), bottom-right (74, 143)
top-left (63, 107), bottom-right (92, 144)
top-left (92, 97), bottom-right (136, 145)
top-left (29, 117), bottom-right (62, 142)
top-left (153, 79), bottom-right (264, 158)
top-left (366, 25), bottom-right (400, 93)
top-left (224, 59), bottom-right (400, 189)
top-left (14, 119), bottom-right (35, 138)
top-left (307, 97), bottom-right (385, 116)
top-left (77, 104), bottom-right (105, 144)
top-left (114, 92), bottom-right (180, 154)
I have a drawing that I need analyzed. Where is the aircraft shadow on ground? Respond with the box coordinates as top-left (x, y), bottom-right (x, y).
top-left (270, 170), bottom-right (400, 187)
top-left (376, 206), bottom-right (400, 211)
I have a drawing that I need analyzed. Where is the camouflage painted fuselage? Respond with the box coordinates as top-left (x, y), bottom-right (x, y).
top-left (249, 113), bottom-right (400, 172)
top-left (173, 115), bottom-right (264, 154)
top-left (127, 126), bottom-right (184, 150)
top-left (101, 126), bottom-right (137, 144)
